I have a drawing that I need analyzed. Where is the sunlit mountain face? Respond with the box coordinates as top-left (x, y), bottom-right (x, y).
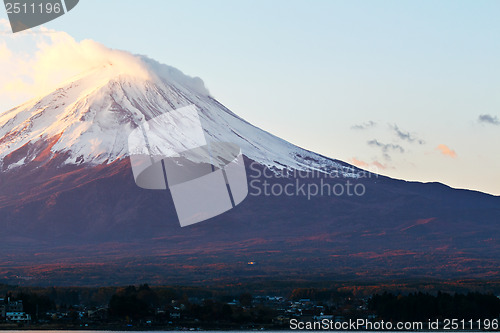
top-left (0, 54), bottom-right (498, 286)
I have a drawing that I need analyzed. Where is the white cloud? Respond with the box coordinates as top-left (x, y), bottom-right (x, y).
top-left (0, 18), bottom-right (10, 31)
top-left (0, 25), bottom-right (209, 112)
top-left (0, 27), bottom-right (152, 111)
top-left (0, 41), bottom-right (12, 61)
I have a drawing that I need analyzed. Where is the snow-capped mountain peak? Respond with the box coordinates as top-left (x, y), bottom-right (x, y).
top-left (0, 56), bottom-right (356, 177)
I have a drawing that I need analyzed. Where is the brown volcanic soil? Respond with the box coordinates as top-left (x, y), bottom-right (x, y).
top-left (0, 156), bottom-right (498, 286)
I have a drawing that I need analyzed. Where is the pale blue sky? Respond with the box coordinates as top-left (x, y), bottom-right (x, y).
top-left (1, 0), bottom-right (499, 194)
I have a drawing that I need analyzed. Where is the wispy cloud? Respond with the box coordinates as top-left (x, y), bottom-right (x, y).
top-left (350, 157), bottom-right (389, 170)
top-left (436, 144), bottom-right (457, 158)
top-left (368, 140), bottom-right (404, 153)
top-left (372, 161), bottom-right (389, 170)
top-left (390, 124), bottom-right (425, 144)
top-left (350, 158), bottom-right (369, 168)
top-left (478, 114), bottom-right (499, 125)
top-left (367, 139), bottom-right (404, 160)
top-left (0, 28), bottom-right (152, 107)
top-left (351, 120), bottom-right (376, 130)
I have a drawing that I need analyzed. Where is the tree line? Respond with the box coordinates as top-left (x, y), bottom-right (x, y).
top-left (368, 291), bottom-right (500, 321)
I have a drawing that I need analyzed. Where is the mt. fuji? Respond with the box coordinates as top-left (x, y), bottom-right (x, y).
top-left (0, 57), bottom-right (352, 175)
top-left (0, 54), bottom-right (498, 286)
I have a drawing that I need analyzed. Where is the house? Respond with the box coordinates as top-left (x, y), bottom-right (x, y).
top-left (7, 300), bottom-right (24, 312)
top-left (88, 307), bottom-right (108, 321)
top-left (6, 311), bottom-right (31, 322)
top-left (0, 299), bottom-right (31, 323)
top-left (314, 314), bottom-right (333, 321)
top-left (170, 312), bottom-right (181, 319)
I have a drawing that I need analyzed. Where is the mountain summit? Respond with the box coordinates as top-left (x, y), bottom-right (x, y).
top-left (0, 57), bottom-right (351, 175)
